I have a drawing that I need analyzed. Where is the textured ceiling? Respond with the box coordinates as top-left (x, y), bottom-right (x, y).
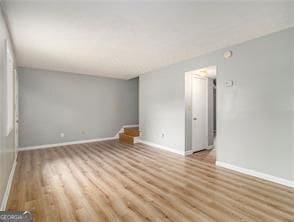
top-left (2, 1), bottom-right (294, 79)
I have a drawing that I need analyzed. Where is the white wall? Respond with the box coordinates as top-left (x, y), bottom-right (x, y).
top-left (0, 4), bottom-right (17, 209)
top-left (139, 28), bottom-right (294, 181)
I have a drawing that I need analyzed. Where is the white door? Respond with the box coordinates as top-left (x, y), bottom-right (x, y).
top-left (192, 75), bottom-right (208, 151)
top-left (14, 69), bottom-right (19, 149)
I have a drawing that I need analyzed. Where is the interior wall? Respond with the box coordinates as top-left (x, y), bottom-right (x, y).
top-left (139, 68), bottom-right (185, 152)
top-left (140, 27), bottom-right (293, 181)
top-left (0, 5), bottom-right (17, 209)
top-left (18, 67), bottom-right (138, 148)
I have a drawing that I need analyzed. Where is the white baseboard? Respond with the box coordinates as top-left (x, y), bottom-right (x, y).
top-left (133, 137), bottom-right (140, 144)
top-left (216, 161), bottom-right (294, 188)
top-left (206, 145), bottom-right (214, 150)
top-left (138, 139), bottom-right (185, 155)
top-left (19, 124), bottom-right (139, 151)
top-left (185, 149), bottom-right (196, 155)
top-left (0, 154), bottom-right (17, 210)
top-left (18, 137), bottom-right (117, 151)
top-left (122, 124), bottom-right (139, 128)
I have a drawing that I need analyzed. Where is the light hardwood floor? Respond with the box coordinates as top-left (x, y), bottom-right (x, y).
top-left (7, 140), bottom-right (294, 222)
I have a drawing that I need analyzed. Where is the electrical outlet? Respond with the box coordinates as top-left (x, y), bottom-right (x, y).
top-left (60, 133), bottom-right (65, 138)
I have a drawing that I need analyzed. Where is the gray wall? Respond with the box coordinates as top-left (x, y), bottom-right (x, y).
top-left (139, 67), bottom-right (185, 152)
top-left (0, 6), bottom-right (17, 209)
top-left (18, 67), bottom-right (138, 148)
top-left (139, 28), bottom-right (294, 181)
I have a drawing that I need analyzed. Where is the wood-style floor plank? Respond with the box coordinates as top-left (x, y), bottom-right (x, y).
top-left (7, 140), bottom-right (294, 222)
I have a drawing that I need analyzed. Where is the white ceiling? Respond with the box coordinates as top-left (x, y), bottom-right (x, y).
top-left (2, 1), bottom-right (294, 79)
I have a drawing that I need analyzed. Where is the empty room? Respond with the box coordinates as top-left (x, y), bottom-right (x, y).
top-left (0, 1), bottom-right (293, 221)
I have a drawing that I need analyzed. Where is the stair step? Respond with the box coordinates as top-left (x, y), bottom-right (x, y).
top-left (124, 127), bottom-right (140, 137)
top-left (119, 133), bottom-right (134, 144)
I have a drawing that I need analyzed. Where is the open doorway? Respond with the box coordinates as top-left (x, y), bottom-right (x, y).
top-left (185, 66), bottom-right (217, 162)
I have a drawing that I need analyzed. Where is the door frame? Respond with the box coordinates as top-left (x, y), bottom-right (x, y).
top-left (185, 66), bottom-right (217, 154)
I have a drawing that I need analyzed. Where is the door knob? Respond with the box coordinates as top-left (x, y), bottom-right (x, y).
top-left (193, 118), bottom-right (197, 120)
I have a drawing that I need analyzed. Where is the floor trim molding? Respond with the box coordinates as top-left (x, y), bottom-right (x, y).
top-left (18, 124), bottom-right (139, 151)
top-left (138, 139), bottom-right (185, 155)
top-left (216, 161), bottom-right (294, 188)
top-left (18, 137), bottom-right (117, 151)
top-left (0, 154), bottom-right (17, 210)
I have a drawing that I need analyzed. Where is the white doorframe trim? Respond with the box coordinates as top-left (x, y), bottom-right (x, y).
top-left (184, 66), bottom-right (217, 154)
